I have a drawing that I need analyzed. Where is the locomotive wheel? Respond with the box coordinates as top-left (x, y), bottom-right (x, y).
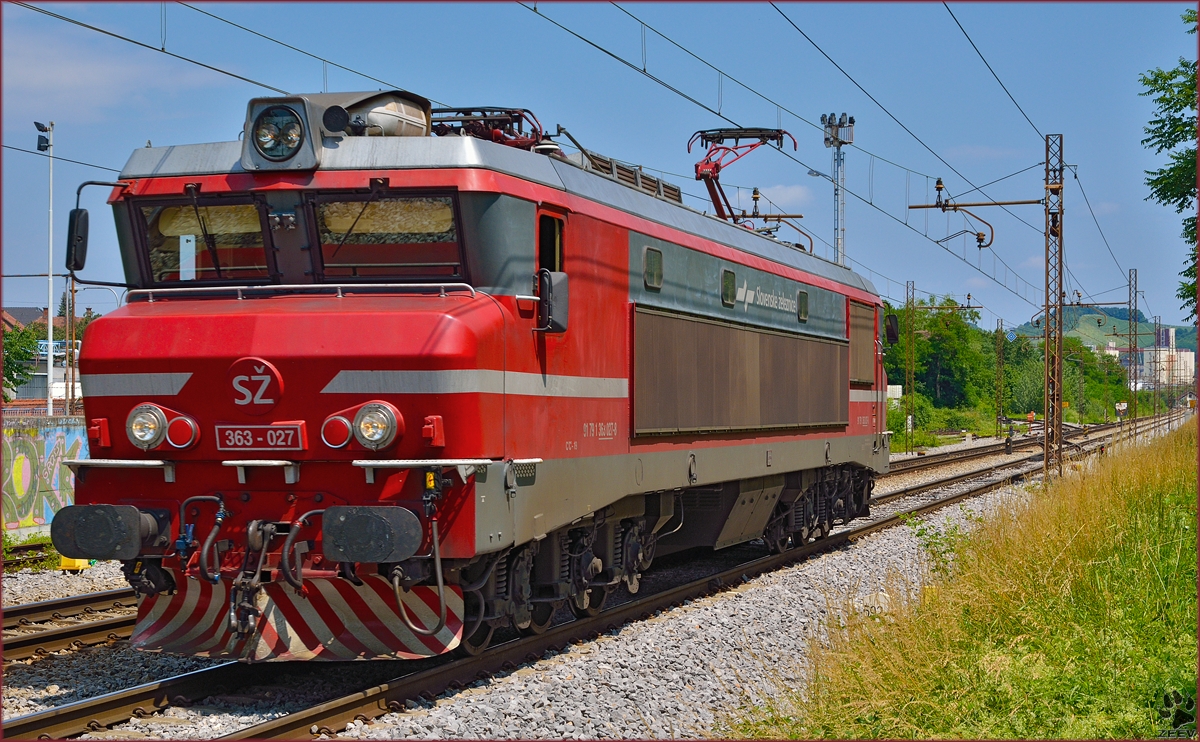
top-left (455, 623), bottom-right (495, 657)
top-left (814, 520), bottom-right (831, 540)
top-left (520, 601), bottom-right (556, 636)
top-left (762, 519), bottom-right (791, 554)
top-left (570, 586), bottom-right (610, 619)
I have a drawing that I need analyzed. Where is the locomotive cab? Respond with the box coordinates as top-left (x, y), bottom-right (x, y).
top-left (55, 90), bottom-right (888, 661)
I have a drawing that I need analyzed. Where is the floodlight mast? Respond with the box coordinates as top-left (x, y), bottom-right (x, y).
top-left (35, 121), bottom-right (54, 416)
top-left (820, 112), bottom-right (854, 266)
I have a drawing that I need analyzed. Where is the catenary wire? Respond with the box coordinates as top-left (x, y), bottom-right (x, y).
top-left (12, 2), bottom-right (289, 95)
top-left (770, 3), bottom-right (1044, 239)
top-left (3, 145), bottom-right (122, 173)
top-left (1069, 166), bottom-right (1128, 279)
top-left (609, 3), bottom-right (937, 180)
top-left (951, 161), bottom-right (1043, 200)
top-left (522, 2), bottom-right (1041, 308)
top-left (175, 3), bottom-right (450, 107)
top-left (942, 3), bottom-right (1043, 140)
top-left (560, 143), bottom-right (1002, 321)
top-left (937, 4), bottom-right (1120, 303)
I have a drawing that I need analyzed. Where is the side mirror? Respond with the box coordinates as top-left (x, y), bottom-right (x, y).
top-left (536, 269), bottom-right (569, 333)
top-left (66, 208), bottom-right (89, 272)
top-left (884, 313), bottom-right (899, 345)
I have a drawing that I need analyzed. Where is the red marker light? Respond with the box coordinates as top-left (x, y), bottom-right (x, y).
top-left (321, 415), bottom-right (352, 449)
top-left (166, 415), bottom-right (200, 449)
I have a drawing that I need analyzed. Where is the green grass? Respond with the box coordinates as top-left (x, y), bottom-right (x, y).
top-left (2, 531), bottom-right (61, 572)
top-left (731, 423), bottom-right (1198, 739)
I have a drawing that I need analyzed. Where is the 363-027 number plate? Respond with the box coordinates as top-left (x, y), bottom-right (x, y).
top-left (215, 422), bottom-right (306, 451)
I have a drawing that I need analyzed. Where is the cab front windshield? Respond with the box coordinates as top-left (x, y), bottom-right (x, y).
top-left (313, 195), bottom-right (462, 279)
top-left (139, 200), bottom-right (271, 284)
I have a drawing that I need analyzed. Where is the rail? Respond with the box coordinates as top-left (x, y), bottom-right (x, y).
top-left (2, 414), bottom-right (1179, 739)
top-left (885, 421), bottom-right (1122, 475)
top-left (3, 615), bottom-right (137, 664)
top-left (2, 589), bottom-right (137, 631)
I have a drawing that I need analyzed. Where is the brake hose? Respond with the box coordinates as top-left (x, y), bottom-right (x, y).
top-left (281, 509), bottom-right (325, 591)
top-left (392, 518), bottom-right (448, 636)
top-left (197, 506), bottom-right (227, 584)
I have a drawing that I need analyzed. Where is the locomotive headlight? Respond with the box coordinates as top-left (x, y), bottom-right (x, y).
top-left (353, 402), bottom-right (400, 451)
top-left (252, 106), bottom-right (304, 161)
top-left (126, 404), bottom-right (167, 450)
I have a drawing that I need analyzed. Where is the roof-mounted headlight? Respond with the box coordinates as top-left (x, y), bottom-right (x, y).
top-left (253, 105), bottom-right (304, 161)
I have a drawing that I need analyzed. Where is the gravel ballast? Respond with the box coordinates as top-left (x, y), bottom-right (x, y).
top-left (3, 561), bottom-right (126, 606)
top-left (78, 480), bottom-right (1027, 740)
top-left (333, 488), bottom-right (1021, 740)
top-left (11, 420), bottom-right (1173, 738)
top-left (2, 645), bottom-right (220, 719)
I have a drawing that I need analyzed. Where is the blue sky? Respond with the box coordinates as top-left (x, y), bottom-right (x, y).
top-left (3, 2), bottom-right (1194, 328)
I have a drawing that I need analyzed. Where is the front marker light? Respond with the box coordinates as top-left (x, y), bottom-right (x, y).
top-left (353, 402), bottom-right (401, 451)
top-left (127, 404), bottom-right (167, 450)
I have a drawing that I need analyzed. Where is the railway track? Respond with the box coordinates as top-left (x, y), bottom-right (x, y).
top-left (885, 420), bottom-right (1120, 475)
top-left (0, 426), bottom-right (1056, 666)
top-left (3, 476), bottom-right (1005, 740)
top-left (2, 590), bottom-right (138, 664)
top-left (3, 543), bottom-right (57, 571)
top-left (218, 462), bottom-right (1057, 740)
top-left (3, 414), bottom-right (1179, 739)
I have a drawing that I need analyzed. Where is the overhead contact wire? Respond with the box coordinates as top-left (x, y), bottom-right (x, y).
top-left (523, 3), bottom-right (1041, 308)
top-left (2, 145), bottom-right (121, 173)
top-left (609, 3), bottom-right (937, 180)
top-left (12, 2), bottom-right (289, 94)
top-left (770, 3), bottom-right (1045, 240)
top-left (942, 3), bottom-right (1043, 140)
top-left (1071, 167), bottom-right (1128, 279)
top-left (175, 3), bottom-right (450, 107)
top-left (939, 5), bottom-right (1121, 296)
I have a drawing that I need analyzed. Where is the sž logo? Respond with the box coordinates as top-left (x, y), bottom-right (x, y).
top-left (227, 357), bottom-right (283, 415)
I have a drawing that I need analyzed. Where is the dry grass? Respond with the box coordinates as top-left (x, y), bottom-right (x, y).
top-left (731, 424), bottom-right (1198, 739)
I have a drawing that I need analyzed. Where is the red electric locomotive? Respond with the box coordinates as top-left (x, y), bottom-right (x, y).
top-left (53, 90), bottom-right (891, 661)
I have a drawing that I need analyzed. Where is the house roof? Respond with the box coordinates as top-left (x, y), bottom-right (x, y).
top-left (4, 307), bottom-right (46, 327)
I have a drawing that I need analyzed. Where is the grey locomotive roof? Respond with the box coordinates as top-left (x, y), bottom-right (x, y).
top-left (121, 137), bottom-right (877, 296)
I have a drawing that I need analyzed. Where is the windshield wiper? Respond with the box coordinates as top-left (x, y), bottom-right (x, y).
top-left (329, 181), bottom-right (388, 260)
top-left (185, 184), bottom-right (223, 279)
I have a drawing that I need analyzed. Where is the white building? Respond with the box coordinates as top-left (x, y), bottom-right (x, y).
top-left (1101, 336), bottom-right (1194, 391)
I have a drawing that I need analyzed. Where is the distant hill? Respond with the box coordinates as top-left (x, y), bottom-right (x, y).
top-left (1013, 306), bottom-right (1196, 353)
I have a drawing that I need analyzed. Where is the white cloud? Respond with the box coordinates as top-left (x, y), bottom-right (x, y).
top-left (758, 184), bottom-right (813, 211)
top-left (2, 16), bottom-right (222, 124)
top-left (1094, 201), bottom-right (1120, 215)
top-left (966, 276), bottom-right (989, 289)
top-left (1020, 254), bottom-right (1042, 270)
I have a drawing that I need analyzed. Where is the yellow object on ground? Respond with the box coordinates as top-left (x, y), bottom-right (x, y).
top-left (59, 556), bottom-right (91, 572)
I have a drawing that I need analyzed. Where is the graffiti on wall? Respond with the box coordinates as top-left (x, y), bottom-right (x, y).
top-left (2, 418), bottom-right (88, 535)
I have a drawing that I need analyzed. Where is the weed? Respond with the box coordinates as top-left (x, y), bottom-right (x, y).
top-left (899, 513), bottom-right (970, 579)
top-left (734, 424), bottom-right (1198, 739)
top-left (2, 531), bottom-right (61, 573)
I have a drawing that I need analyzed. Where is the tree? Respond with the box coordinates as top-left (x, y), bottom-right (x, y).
top-left (1139, 8), bottom-right (1197, 318)
top-left (76, 307), bottom-right (101, 339)
top-left (2, 326), bottom-right (38, 400)
top-left (56, 290), bottom-right (68, 318)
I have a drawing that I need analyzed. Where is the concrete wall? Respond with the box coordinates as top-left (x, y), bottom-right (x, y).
top-left (2, 416), bottom-right (88, 538)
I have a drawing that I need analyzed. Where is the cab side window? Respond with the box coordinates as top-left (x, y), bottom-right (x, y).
top-left (539, 214), bottom-right (564, 273)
